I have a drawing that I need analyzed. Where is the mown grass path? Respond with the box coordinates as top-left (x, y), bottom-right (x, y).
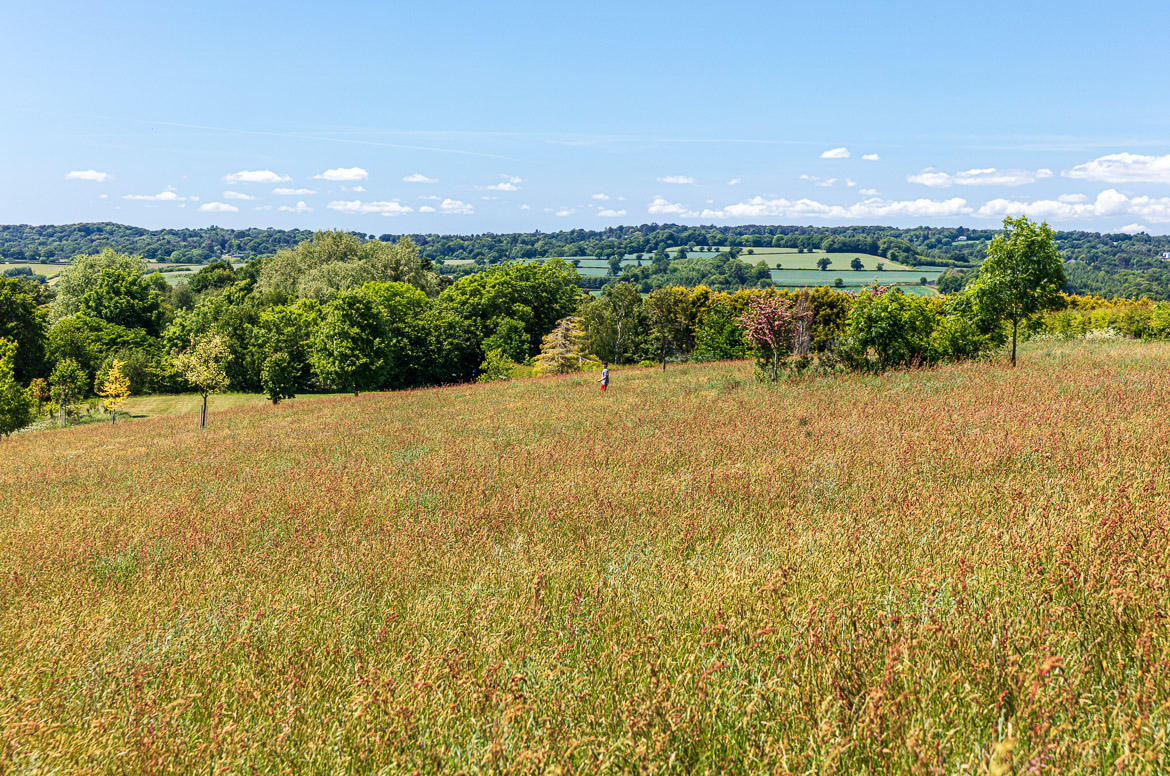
top-left (1, 341), bottom-right (1168, 773)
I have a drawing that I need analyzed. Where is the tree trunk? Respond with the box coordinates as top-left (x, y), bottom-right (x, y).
top-left (771, 347), bottom-right (779, 382)
top-left (1011, 319), bottom-right (1018, 367)
top-left (199, 394), bottom-right (207, 429)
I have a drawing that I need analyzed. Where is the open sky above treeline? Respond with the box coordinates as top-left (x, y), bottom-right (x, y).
top-left (3, 0), bottom-right (1170, 234)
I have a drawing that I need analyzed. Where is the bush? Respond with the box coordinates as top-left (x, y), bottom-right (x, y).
top-left (477, 349), bottom-right (515, 383)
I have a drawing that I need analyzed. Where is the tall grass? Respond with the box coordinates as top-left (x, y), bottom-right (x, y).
top-left (1, 340), bottom-right (1168, 773)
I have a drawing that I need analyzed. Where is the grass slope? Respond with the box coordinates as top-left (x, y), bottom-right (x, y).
top-left (2, 342), bottom-right (1168, 772)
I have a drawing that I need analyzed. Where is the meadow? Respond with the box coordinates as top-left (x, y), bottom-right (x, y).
top-left (1, 340), bottom-right (1168, 773)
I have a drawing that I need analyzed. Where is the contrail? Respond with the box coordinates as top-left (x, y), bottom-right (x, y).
top-left (147, 119), bottom-right (520, 161)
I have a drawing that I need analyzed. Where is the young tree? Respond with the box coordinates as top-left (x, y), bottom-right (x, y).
top-left (0, 339), bottom-right (35, 438)
top-left (972, 215), bottom-right (1065, 366)
top-left (97, 358), bottom-right (130, 424)
top-left (736, 295), bottom-right (810, 382)
top-left (533, 317), bottom-right (599, 375)
top-left (50, 357), bottom-right (88, 425)
top-left (174, 334), bottom-right (231, 428)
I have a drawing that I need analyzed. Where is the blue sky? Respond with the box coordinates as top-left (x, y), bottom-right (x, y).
top-left (3, 0), bottom-right (1170, 234)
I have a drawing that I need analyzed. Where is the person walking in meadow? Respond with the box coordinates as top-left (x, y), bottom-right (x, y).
top-left (598, 361), bottom-right (609, 393)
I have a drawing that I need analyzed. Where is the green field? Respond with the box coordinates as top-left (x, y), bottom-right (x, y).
top-left (0, 261), bottom-right (65, 281)
top-left (771, 268), bottom-right (940, 286)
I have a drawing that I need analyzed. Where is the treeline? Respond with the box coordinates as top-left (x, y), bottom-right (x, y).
top-left (0, 223), bottom-right (316, 264)
top-left (7, 222), bottom-right (1170, 277)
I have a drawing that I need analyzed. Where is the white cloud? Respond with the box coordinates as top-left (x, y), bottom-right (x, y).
top-left (592, 193), bottom-right (610, 200)
top-left (327, 199), bottom-right (414, 216)
top-left (862, 154), bottom-right (880, 161)
top-left (1063, 153), bottom-right (1170, 184)
top-left (597, 209), bottom-right (627, 217)
top-left (254, 205), bottom-right (272, 211)
top-left (123, 191), bottom-right (185, 201)
top-left (1119, 223), bottom-right (1148, 234)
top-left (975, 189), bottom-right (1170, 222)
top-left (312, 167), bottom-right (368, 181)
top-left (1058, 193), bottom-right (1087, 203)
top-left (403, 173), bottom-right (437, 183)
top-left (519, 204), bottom-right (531, 210)
top-left (699, 195), bottom-right (972, 220)
top-left (440, 198), bottom-right (474, 215)
top-left (418, 195), bottom-right (441, 201)
top-left (343, 185), bottom-right (366, 192)
top-left (908, 167), bottom-right (1051, 188)
top-left (504, 175), bottom-right (522, 184)
top-left (419, 205), bottom-right (436, 213)
top-left (223, 170), bottom-right (290, 184)
top-left (555, 208), bottom-right (577, 217)
top-left (648, 196), bottom-right (699, 218)
top-left (278, 201), bottom-right (312, 213)
top-left (801, 174), bottom-right (837, 187)
top-left (727, 178), bottom-right (741, 186)
top-left (657, 175), bottom-right (696, 184)
top-left (480, 196), bottom-right (498, 200)
top-left (198, 202), bottom-right (238, 213)
top-left (223, 190), bottom-right (256, 200)
top-left (484, 182), bottom-right (519, 191)
top-left (859, 188), bottom-right (879, 195)
top-left (98, 194), bottom-right (108, 199)
top-left (65, 169), bottom-right (110, 182)
top-left (820, 147), bottom-right (850, 159)
top-left (845, 179), bottom-right (857, 187)
top-left (273, 187), bottom-right (317, 195)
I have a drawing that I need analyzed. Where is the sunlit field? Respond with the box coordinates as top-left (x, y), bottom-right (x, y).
top-left (2, 340), bottom-right (1168, 773)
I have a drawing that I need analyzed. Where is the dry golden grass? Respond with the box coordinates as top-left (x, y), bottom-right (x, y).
top-left (1, 340), bottom-right (1168, 774)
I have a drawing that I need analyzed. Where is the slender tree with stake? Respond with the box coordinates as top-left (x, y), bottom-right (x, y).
top-left (971, 216), bottom-right (1065, 366)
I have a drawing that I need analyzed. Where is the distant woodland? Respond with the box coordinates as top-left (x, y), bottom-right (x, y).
top-left (3, 221), bottom-right (1170, 299)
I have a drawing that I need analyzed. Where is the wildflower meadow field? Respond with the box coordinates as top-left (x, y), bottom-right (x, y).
top-left (2, 340), bottom-right (1168, 774)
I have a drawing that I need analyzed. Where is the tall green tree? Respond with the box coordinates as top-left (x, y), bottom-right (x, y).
top-left (644, 287), bottom-right (693, 370)
top-left (439, 258), bottom-right (581, 357)
top-left (254, 299), bottom-right (322, 403)
top-left (310, 289), bottom-right (388, 396)
top-left (51, 249), bottom-right (147, 322)
top-left (972, 216), bottom-right (1065, 365)
top-left (258, 231), bottom-right (439, 300)
top-left (0, 339), bottom-right (35, 438)
top-left (77, 268), bottom-right (165, 335)
top-left (0, 277), bottom-right (48, 383)
top-left (580, 282), bottom-right (645, 364)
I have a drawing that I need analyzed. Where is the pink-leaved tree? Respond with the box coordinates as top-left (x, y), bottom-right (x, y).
top-left (737, 295), bottom-right (813, 382)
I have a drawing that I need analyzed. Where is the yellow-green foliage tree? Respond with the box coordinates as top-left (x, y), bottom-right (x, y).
top-left (532, 316), bottom-right (599, 376)
top-left (97, 358), bottom-right (130, 424)
top-left (174, 334), bottom-right (231, 428)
